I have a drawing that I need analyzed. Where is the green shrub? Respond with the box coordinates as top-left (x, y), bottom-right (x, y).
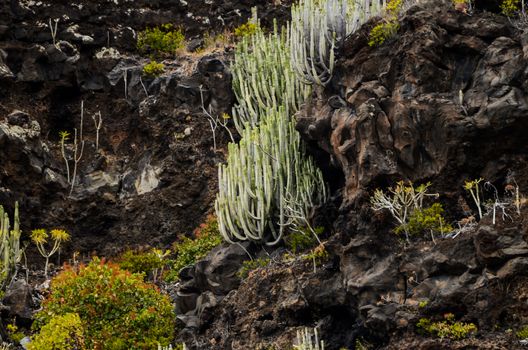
top-left (116, 249), bottom-right (165, 276)
top-left (33, 258), bottom-right (174, 350)
top-left (368, 0), bottom-right (402, 47)
top-left (143, 61), bottom-right (165, 77)
top-left (395, 203), bottom-right (452, 237)
top-left (137, 24), bottom-right (185, 56)
top-left (501, 0), bottom-right (520, 16)
top-left (237, 257), bottom-right (271, 279)
top-left (234, 22), bottom-right (259, 38)
top-left (517, 325), bottom-right (528, 339)
top-left (285, 226), bottom-right (324, 254)
top-left (164, 215), bottom-right (223, 282)
top-left (417, 313), bottom-right (477, 340)
top-left (28, 313), bottom-right (85, 350)
top-left (6, 323), bottom-right (25, 343)
top-left (368, 21), bottom-right (400, 47)
top-left (418, 300), bottom-right (429, 308)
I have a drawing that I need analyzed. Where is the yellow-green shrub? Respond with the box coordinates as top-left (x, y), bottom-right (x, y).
top-left (368, 0), bottom-right (403, 47)
top-left (368, 21), bottom-right (400, 47)
top-left (234, 22), bottom-right (259, 38)
top-left (28, 313), bottom-right (85, 350)
top-left (417, 313), bottom-right (477, 340)
top-left (517, 325), bottom-right (528, 339)
top-left (137, 24), bottom-right (185, 56)
top-left (501, 0), bottom-right (520, 16)
top-left (285, 226), bottom-right (324, 254)
top-left (117, 248), bottom-right (165, 276)
top-left (32, 258), bottom-right (174, 350)
top-left (395, 203), bottom-right (452, 237)
top-left (6, 323), bottom-right (25, 343)
top-left (143, 61), bottom-right (165, 77)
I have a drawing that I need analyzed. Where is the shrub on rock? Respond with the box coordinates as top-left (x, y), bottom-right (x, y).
top-left (28, 313), bottom-right (85, 350)
top-left (32, 258), bottom-right (174, 350)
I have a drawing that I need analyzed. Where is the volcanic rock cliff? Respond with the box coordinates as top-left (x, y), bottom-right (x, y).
top-left (0, 0), bottom-right (290, 257)
top-left (175, 1), bottom-right (528, 349)
top-left (1, 0), bottom-right (528, 349)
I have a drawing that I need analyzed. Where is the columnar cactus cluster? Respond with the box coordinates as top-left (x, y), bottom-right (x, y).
top-left (217, 0), bottom-right (391, 245)
top-left (231, 23), bottom-right (309, 132)
top-left (0, 202), bottom-right (22, 289)
top-left (216, 108), bottom-right (326, 245)
top-left (289, 0), bottom-right (387, 86)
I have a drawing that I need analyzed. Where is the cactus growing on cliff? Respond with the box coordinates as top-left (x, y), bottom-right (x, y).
top-left (231, 22), bottom-right (309, 132)
top-left (289, 0), bottom-right (386, 86)
top-left (0, 202), bottom-right (23, 289)
top-left (215, 108), bottom-right (326, 245)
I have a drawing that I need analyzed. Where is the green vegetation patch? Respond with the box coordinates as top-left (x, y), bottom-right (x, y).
top-left (237, 257), bottom-right (272, 279)
top-left (165, 215), bottom-right (223, 282)
top-left (137, 24), bottom-right (185, 56)
top-left (517, 325), bottom-right (528, 339)
top-left (368, 0), bottom-right (403, 47)
top-left (417, 313), bottom-right (477, 340)
top-left (32, 258), bottom-right (174, 349)
top-left (395, 203), bottom-right (452, 237)
top-left (28, 313), bottom-right (85, 350)
top-left (234, 21), bottom-right (259, 39)
top-left (285, 226), bottom-right (324, 253)
top-left (501, 0), bottom-right (521, 16)
top-left (142, 60), bottom-right (165, 77)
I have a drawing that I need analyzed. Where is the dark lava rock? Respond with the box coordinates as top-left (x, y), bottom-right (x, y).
top-left (1, 280), bottom-right (37, 325)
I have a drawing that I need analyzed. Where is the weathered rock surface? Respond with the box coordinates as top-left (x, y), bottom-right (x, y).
top-left (175, 1), bottom-right (528, 349)
top-left (0, 0), bottom-right (262, 257)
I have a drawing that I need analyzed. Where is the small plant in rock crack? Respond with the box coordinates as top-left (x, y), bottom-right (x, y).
top-left (370, 181), bottom-right (440, 242)
top-left (302, 244), bottom-right (329, 273)
top-left (59, 130), bottom-right (71, 183)
top-left (417, 313), bottom-right (477, 340)
top-left (237, 257), bottom-right (271, 279)
top-left (59, 101), bottom-right (85, 196)
top-left (285, 226), bottom-right (324, 254)
top-left (464, 178), bottom-right (484, 220)
top-left (143, 60), bottom-right (165, 77)
top-left (30, 228), bottom-right (70, 278)
top-left (6, 322), bottom-right (25, 343)
top-left (395, 203), bottom-right (453, 243)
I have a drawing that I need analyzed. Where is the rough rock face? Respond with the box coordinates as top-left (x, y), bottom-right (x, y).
top-left (0, 0), bottom-right (284, 257)
top-left (176, 1), bottom-right (528, 349)
top-left (298, 0), bottom-right (528, 207)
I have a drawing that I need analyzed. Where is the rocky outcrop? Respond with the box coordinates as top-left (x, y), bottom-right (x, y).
top-left (176, 1), bottom-right (528, 349)
top-left (298, 0), bottom-right (528, 207)
top-left (0, 0), bottom-right (264, 257)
